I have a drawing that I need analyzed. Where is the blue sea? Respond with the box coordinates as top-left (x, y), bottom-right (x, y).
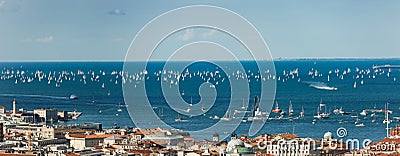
top-left (1, 59), bottom-right (400, 142)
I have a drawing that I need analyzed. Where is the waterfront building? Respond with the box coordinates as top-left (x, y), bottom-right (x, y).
top-left (34, 108), bottom-right (58, 122)
top-left (0, 106), bottom-right (5, 115)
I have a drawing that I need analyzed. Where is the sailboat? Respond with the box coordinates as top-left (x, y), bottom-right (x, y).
top-left (355, 115), bottom-right (365, 127)
top-left (117, 103), bottom-right (122, 112)
top-left (288, 101), bottom-right (294, 116)
top-left (158, 108), bottom-right (164, 118)
top-left (314, 107), bottom-right (321, 119)
top-left (220, 109), bottom-right (232, 121)
top-left (300, 106), bottom-right (305, 117)
top-left (314, 100), bottom-right (330, 119)
top-left (353, 81), bottom-right (357, 88)
top-left (241, 99), bottom-right (246, 110)
top-left (249, 96), bottom-right (264, 121)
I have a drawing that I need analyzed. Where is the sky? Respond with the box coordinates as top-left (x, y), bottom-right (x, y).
top-left (0, 0), bottom-right (399, 61)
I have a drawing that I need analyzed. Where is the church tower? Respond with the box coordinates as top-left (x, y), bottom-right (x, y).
top-left (12, 99), bottom-right (17, 116)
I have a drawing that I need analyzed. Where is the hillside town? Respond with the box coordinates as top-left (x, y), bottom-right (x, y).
top-left (0, 99), bottom-right (400, 156)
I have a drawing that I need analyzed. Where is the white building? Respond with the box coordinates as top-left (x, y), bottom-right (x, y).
top-left (34, 108), bottom-right (58, 122)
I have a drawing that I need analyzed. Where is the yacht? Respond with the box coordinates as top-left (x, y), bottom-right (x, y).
top-left (272, 101), bottom-right (282, 113)
top-left (69, 94), bottom-right (78, 100)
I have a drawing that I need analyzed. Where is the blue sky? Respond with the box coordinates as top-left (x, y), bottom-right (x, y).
top-left (0, 0), bottom-right (399, 61)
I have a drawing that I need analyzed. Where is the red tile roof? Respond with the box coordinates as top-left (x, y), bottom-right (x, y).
top-left (184, 137), bottom-right (194, 141)
top-left (279, 133), bottom-right (300, 139)
top-left (68, 134), bottom-right (122, 139)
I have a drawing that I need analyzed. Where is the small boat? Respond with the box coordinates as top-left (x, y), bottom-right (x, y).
top-left (175, 117), bottom-right (188, 122)
top-left (117, 103), bottom-right (122, 112)
top-left (175, 117), bottom-right (183, 122)
top-left (69, 94), bottom-right (78, 100)
top-left (360, 110), bottom-right (367, 116)
top-left (212, 115), bottom-right (219, 120)
top-left (356, 123), bottom-right (365, 127)
top-left (272, 101), bottom-right (282, 113)
top-left (201, 105), bottom-right (206, 113)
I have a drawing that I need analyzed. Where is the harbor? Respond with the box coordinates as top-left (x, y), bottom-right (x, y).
top-left (0, 60), bottom-right (400, 155)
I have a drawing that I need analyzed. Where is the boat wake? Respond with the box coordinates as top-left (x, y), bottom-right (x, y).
top-left (0, 93), bottom-right (69, 100)
top-left (302, 81), bottom-right (338, 91)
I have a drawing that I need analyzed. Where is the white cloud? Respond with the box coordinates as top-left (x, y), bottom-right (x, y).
top-left (178, 29), bottom-right (194, 41)
top-left (108, 8), bottom-right (126, 16)
top-left (35, 35), bottom-right (53, 43)
top-left (202, 29), bottom-right (217, 38)
top-left (0, 1), bottom-right (5, 8)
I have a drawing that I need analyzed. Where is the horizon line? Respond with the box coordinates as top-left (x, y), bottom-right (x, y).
top-left (1, 56), bottom-right (400, 62)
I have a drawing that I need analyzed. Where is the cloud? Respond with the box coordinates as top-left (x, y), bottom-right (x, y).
top-left (35, 35), bottom-right (53, 43)
top-left (178, 29), bottom-right (194, 41)
top-left (202, 29), bottom-right (217, 38)
top-left (108, 8), bottom-right (126, 16)
top-left (0, 1), bottom-right (5, 8)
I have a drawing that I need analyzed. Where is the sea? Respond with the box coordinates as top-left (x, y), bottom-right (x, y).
top-left (1, 59), bottom-right (400, 142)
